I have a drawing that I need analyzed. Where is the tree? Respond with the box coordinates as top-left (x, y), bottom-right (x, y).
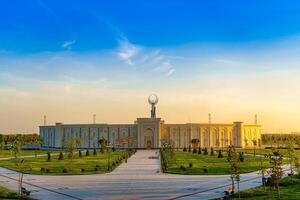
top-left (252, 139), bottom-right (257, 157)
top-left (66, 138), bottom-right (76, 160)
top-left (191, 138), bottom-right (200, 149)
top-left (228, 145), bottom-right (241, 199)
top-left (98, 137), bottom-right (108, 153)
top-left (115, 136), bottom-right (129, 148)
top-left (285, 139), bottom-right (296, 176)
top-left (160, 141), bottom-right (175, 171)
top-left (210, 147), bottom-right (214, 156)
top-left (266, 150), bottom-right (284, 199)
top-left (17, 159), bottom-right (25, 197)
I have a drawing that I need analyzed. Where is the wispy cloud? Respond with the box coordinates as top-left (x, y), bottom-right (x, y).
top-left (61, 40), bottom-right (76, 50)
top-left (117, 38), bottom-right (140, 66)
top-left (116, 37), bottom-right (175, 76)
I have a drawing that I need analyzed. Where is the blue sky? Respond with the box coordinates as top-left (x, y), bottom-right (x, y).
top-left (1, 0), bottom-right (300, 133)
top-left (1, 0), bottom-right (300, 52)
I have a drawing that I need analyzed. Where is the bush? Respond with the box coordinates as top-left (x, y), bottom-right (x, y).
top-left (203, 166), bottom-right (208, 173)
top-left (188, 146), bottom-right (191, 152)
top-left (112, 147), bottom-right (116, 152)
top-left (81, 168), bottom-right (85, 172)
top-left (183, 147), bottom-right (187, 151)
top-left (93, 148), bottom-right (97, 156)
top-left (96, 165), bottom-right (100, 168)
top-left (40, 167), bottom-right (45, 172)
top-left (198, 147), bottom-right (202, 154)
top-left (86, 149), bottom-right (90, 156)
top-left (218, 150), bottom-right (223, 158)
top-left (68, 152), bottom-right (73, 159)
top-left (192, 148), bottom-right (197, 154)
top-left (189, 163), bottom-right (193, 168)
top-left (62, 168), bottom-right (68, 173)
top-left (47, 152), bottom-right (51, 162)
top-left (79, 150), bottom-right (82, 157)
top-left (239, 152), bottom-right (244, 162)
top-left (58, 152), bottom-right (64, 160)
top-left (204, 147), bottom-right (208, 155)
top-left (46, 168), bottom-right (50, 173)
top-left (180, 165), bottom-right (186, 171)
top-left (210, 147), bottom-right (214, 156)
top-left (94, 167), bottom-right (99, 171)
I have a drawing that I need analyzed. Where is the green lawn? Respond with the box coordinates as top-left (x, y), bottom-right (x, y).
top-left (231, 175), bottom-right (300, 200)
top-left (237, 148), bottom-right (300, 157)
top-left (0, 186), bottom-right (30, 199)
top-left (164, 151), bottom-right (272, 175)
top-left (0, 150), bottom-right (131, 175)
top-left (0, 149), bottom-right (60, 158)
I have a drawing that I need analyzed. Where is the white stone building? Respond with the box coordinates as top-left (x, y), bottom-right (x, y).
top-left (40, 97), bottom-right (261, 149)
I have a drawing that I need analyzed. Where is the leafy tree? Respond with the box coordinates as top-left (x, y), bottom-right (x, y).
top-left (218, 150), bottom-right (223, 158)
top-left (46, 152), bottom-right (51, 162)
top-left (66, 138), bottom-right (76, 160)
top-left (198, 147), bottom-right (202, 154)
top-left (98, 137), bottom-right (108, 153)
top-left (210, 147), bottom-right (214, 156)
top-left (285, 139), bottom-right (296, 175)
top-left (160, 140), bottom-right (175, 171)
top-left (266, 150), bottom-right (284, 199)
top-left (228, 145), bottom-right (241, 199)
top-left (58, 152), bottom-right (64, 160)
top-left (191, 138), bottom-right (200, 149)
top-left (252, 139), bottom-right (257, 157)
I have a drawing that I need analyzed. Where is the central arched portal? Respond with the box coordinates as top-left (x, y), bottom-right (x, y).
top-left (144, 128), bottom-right (153, 149)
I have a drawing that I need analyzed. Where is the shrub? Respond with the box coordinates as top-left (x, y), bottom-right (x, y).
top-left (94, 167), bottom-right (99, 171)
top-left (58, 152), bottom-right (64, 160)
top-left (86, 149), bottom-right (90, 156)
top-left (112, 162), bottom-right (116, 167)
top-left (180, 165), bottom-right (186, 171)
top-left (218, 150), bottom-right (223, 158)
top-left (188, 146), bottom-right (191, 152)
top-left (189, 163), bottom-right (193, 168)
top-left (81, 168), bottom-right (85, 172)
top-left (192, 148), bottom-right (197, 154)
top-left (68, 152), bottom-right (73, 159)
top-left (183, 147), bottom-right (187, 152)
top-left (112, 147), bottom-right (116, 152)
top-left (46, 168), bottom-right (50, 173)
top-left (239, 152), bottom-right (244, 162)
top-left (40, 167), bottom-right (45, 172)
top-left (210, 147), bottom-right (214, 156)
top-left (96, 165), bottom-right (100, 168)
top-left (93, 148), bottom-right (97, 156)
top-left (204, 147), bottom-right (208, 155)
top-left (62, 168), bottom-right (68, 173)
top-left (79, 150), bottom-right (82, 157)
top-left (198, 147), bottom-right (202, 154)
top-left (47, 152), bottom-right (51, 162)
top-left (203, 166), bottom-right (208, 173)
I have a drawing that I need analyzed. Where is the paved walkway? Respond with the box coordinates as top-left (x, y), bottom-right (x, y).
top-left (0, 150), bottom-right (289, 200)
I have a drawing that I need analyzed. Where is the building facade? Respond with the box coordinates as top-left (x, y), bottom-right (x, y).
top-left (40, 97), bottom-right (261, 149)
top-left (40, 120), bottom-right (261, 149)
